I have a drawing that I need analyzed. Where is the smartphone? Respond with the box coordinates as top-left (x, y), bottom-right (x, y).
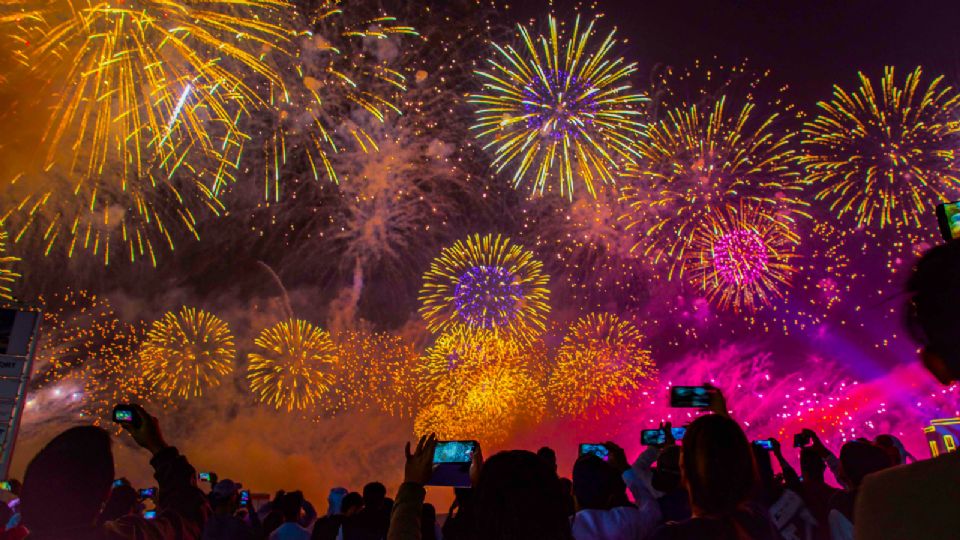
top-left (112, 405), bottom-right (140, 428)
top-left (578, 443), bottom-right (610, 461)
top-left (793, 432), bottom-right (812, 448)
top-left (0, 481), bottom-right (11, 491)
top-left (754, 439), bottom-right (774, 451)
top-left (641, 427), bottom-right (688, 445)
top-left (143, 510), bottom-right (157, 520)
top-left (937, 201), bottom-right (960, 241)
top-left (239, 489), bottom-right (250, 505)
top-left (198, 472), bottom-right (212, 482)
top-left (428, 440), bottom-right (478, 487)
top-left (139, 487), bottom-right (157, 499)
top-left (670, 386), bottom-right (713, 408)
top-left (112, 479), bottom-right (125, 488)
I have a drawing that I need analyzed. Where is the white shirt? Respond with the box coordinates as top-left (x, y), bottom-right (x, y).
top-left (269, 522), bottom-right (311, 540)
top-left (571, 464), bottom-right (662, 540)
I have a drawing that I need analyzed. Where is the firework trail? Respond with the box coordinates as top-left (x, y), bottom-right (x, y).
top-left (470, 14), bottom-right (647, 198)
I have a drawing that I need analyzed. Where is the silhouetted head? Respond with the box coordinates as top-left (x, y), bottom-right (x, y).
top-left (280, 490), bottom-right (304, 522)
top-left (874, 434), bottom-right (906, 465)
top-left (838, 441), bottom-right (891, 488)
top-left (362, 481), bottom-right (387, 509)
top-left (800, 447), bottom-right (826, 482)
top-left (327, 487), bottom-right (348, 515)
top-left (21, 426), bottom-right (114, 534)
top-left (471, 450), bottom-right (572, 540)
top-left (537, 446), bottom-right (558, 474)
top-left (572, 454), bottom-right (624, 511)
top-left (652, 445), bottom-right (682, 493)
top-left (681, 414), bottom-right (758, 516)
top-left (342, 492), bottom-right (363, 516)
top-left (908, 240), bottom-right (960, 383)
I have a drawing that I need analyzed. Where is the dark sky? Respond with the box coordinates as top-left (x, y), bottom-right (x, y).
top-left (513, 0), bottom-right (960, 103)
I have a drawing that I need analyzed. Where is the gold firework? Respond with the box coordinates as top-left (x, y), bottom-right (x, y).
top-left (799, 66), bottom-right (960, 230)
top-left (549, 313), bottom-right (656, 418)
top-left (0, 0), bottom-right (290, 264)
top-left (140, 307), bottom-right (236, 399)
top-left (247, 319), bottom-right (340, 412)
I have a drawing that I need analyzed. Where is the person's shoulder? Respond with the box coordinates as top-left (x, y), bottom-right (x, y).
top-left (864, 453), bottom-right (960, 490)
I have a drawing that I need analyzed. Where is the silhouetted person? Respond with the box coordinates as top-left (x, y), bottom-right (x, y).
top-left (538, 447), bottom-right (559, 475)
top-left (650, 414), bottom-right (780, 540)
top-left (344, 482), bottom-right (389, 540)
top-left (97, 485), bottom-right (139, 526)
top-left (571, 443), bottom-right (660, 540)
top-left (270, 491), bottom-right (311, 540)
top-left (796, 446), bottom-right (838, 540)
top-left (19, 405), bottom-right (209, 539)
top-left (202, 480), bottom-right (258, 540)
top-left (313, 493), bottom-right (363, 540)
top-left (828, 441), bottom-right (891, 540)
top-left (420, 504), bottom-right (438, 540)
top-left (649, 446), bottom-right (690, 522)
top-left (854, 245), bottom-right (960, 540)
top-left (389, 435), bottom-right (572, 540)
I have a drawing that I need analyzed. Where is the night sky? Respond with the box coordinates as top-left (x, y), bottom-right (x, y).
top-left (515, 0), bottom-right (960, 103)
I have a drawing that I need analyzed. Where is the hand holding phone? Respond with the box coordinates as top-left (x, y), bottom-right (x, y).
top-left (139, 487), bottom-right (157, 499)
top-left (670, 386), bottom-right (714, 408)
top-left (143, 510), bottom-right (157, 520)
top-left (403, 434), bottom-right (438, 487)
top-left (114, 404), bottom-right (167, 455)
top-left (937, 201), bottom-right (960, 241)
top-left (753, 439), bottom-right (774, 451)
top-left (579, 443), bottom-right (610, 461)
top-left (198, 472), bottom-right (213, 482)
top-left (428, 440), bottom-right (477, 487)
top-left (112, 405), bottom-right (141, 429)
top-left (239, 490), bottom-right (250, 506)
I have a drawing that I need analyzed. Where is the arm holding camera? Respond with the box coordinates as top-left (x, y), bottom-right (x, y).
top-left (113, 404), bottom-right (211, 538)
top-left (388, 434), bottom-right (438, 540)
top-left (770, 438), bottom-right (802, 491)
top-left (804, 428), bottom-right (844, 487)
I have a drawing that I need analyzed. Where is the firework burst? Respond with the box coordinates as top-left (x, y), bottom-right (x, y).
top-left (620, 67), bottom-right (805, 279)
top-left (469, 15), bottom-right (647, 197)
top-left (247, 319), bottom-right (340, 412)
top-left (799, 66), bottom-right (960, 232)
top-left (549, 313), bottom-right (656, 418)
top-left (0, 0), bottom-right (290, 265)
top-left (415, 332), bottom-right (547, 445)
top-left (685, 202), bottom-right (801, 312)
top-left (335, 331), bottom-right (419, 417)
top-left (419, 234), bottom-right (550, 340)
top-left (31, 290), bottom-right (119, 388)
top-left (140, 307), bottom-right (236, 399)
top-left (252, 1), bottom-right (417, 200)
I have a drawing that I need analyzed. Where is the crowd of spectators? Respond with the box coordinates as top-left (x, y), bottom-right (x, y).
top-left (7, 235), bottom-right (960, 540)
